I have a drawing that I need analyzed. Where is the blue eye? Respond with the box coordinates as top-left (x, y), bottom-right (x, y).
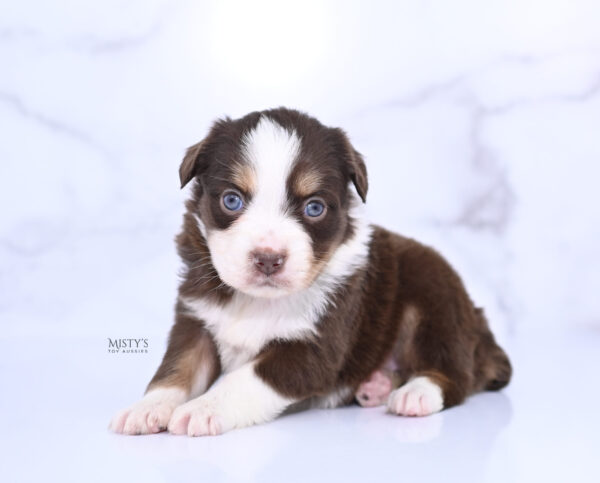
top-left (222, 192), bottom-right (244, 211)
top-left (304, 200), bottom-right (325, 218)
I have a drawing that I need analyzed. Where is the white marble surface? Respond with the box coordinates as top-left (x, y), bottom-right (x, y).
top-left (1, 1), bottom-right (599, 481)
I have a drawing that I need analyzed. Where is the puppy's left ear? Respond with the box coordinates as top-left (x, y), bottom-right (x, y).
top-left (179, 140), bottom-right (208, 189)
top-left (332, 127), bottom-right (368, 203)
top-left (348, 148), bottom-right (368, 203)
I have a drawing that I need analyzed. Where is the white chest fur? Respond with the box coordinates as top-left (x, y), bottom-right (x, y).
top-left (182, 210), bottom-right (372, 373)
top-left (181, 284), bottom-right (329, 372)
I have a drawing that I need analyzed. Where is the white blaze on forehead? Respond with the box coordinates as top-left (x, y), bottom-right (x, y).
top-left (206, 116), bottom-right (311, 295)
top-left (242, 117), bottom-right (301, 215)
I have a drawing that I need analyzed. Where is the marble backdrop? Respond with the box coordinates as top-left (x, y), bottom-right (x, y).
top-left (1, 0), bottom-right (599, 339)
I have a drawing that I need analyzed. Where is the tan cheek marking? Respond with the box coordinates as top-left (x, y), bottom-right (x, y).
top-left (301, 224), bottom-right (351, 288)
top-left (231, 162), bottom-right (256, 195)
top-left (303, 244), bottom-right (338, 287)
top-left (294, 170), bottom-right (323, 198)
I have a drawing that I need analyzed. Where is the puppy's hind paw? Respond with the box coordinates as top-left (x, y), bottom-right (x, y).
top-left (355, 370), bottom-right (393, 408)
top-left (387, 376), bottom-right (444, 417)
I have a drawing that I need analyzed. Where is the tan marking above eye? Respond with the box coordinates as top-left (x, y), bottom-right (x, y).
top-left (230, 161), bottom-right (256, 195)
top-left (294, 169), bottom-right (323, 197)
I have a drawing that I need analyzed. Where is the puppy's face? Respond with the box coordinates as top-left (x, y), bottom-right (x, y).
top-left (180, 109), bottom-right (367, 298)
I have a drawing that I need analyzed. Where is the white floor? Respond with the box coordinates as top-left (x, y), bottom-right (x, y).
top-left (1, 327), bottom-right (599, 483)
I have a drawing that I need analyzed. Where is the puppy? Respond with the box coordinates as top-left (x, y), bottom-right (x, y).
top-left (109, 108), bottom-right (511, 436)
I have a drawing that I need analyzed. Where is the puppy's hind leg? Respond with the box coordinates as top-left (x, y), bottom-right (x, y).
top-left (109, 306), bottom-right (220, 435)
top-left (386, 306), bottom-right (474, 418)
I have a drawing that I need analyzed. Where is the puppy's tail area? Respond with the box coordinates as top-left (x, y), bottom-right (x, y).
top-left (484, 344), bottom-right (512, 391)
top-left (474, 308), bottom-right (513, 392)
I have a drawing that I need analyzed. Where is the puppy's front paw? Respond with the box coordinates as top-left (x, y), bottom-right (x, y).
top-left (387, 376), bottom-right (443, 417)
top-left (168, 396), bottom-right (226, 437)
top-left (109, 387), bottom-right (186, 435)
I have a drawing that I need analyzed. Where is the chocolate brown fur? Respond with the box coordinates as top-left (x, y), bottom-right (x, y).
top-left (256, 227), bottom-right (511, 408)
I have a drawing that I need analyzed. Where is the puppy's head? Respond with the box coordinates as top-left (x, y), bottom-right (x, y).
top-left (180, 108), bottom-right (367, 298)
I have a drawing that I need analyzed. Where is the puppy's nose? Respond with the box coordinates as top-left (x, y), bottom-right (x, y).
top-left (253, 251), bottom-right (286, 276)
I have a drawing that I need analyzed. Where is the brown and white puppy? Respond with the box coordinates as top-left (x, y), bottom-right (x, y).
top-left (109, 108), bottom-right (511, 437)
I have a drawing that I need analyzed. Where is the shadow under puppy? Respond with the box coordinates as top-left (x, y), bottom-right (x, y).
top-left (110, 107), bottom-right (512, 436)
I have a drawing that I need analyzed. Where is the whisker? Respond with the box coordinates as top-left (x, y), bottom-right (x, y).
top-left (206, 281), bottom-right (228, 295)
top-left (190, 274), bottom-right (222, 289)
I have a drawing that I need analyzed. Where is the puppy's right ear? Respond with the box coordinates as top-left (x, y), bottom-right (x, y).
top-left (179, 140), bottom-right (208, 189)
top-left (179, 118), bottom-right (232, 188)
